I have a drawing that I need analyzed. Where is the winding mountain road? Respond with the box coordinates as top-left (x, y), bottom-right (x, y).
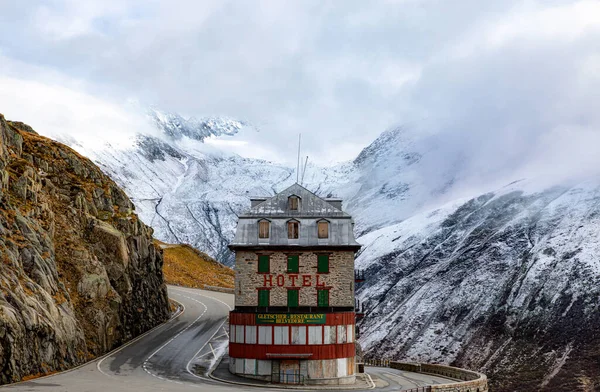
top-left (1, 286), bottom-right (454, 392)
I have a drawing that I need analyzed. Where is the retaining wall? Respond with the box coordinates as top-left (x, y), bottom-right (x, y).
top-left (388, 361), bottom-right (488, 392)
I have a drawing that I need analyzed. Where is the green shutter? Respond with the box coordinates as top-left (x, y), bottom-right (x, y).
top-left (317, 289), bottom-right (329, 307)
top-left (317, 255), bottom-right (329, 273)
top-left (258, 255), bottom-right (270, 273)
top-left (258, 289), bottom-right (270, 307)
top-left (287, 290), bottom-right (299, 307)
top-left (287, 255), bottom-right (299, 273)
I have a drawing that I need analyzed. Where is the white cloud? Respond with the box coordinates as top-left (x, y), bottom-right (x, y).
top-left (451, 1), bottom-right (600, 58)
top-left (0, 71), bottom-right (152, 150)
top-left (0, 0), bottom-right (599, 186)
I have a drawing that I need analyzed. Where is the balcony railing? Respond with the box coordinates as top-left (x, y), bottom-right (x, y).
top-left (355, 269), bottom-right (365, 283)
top-left (355, 299), bottom-right (365, 319)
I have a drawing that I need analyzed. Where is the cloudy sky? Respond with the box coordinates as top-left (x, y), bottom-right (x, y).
top-left (1, 0), bottom-right (600, 173)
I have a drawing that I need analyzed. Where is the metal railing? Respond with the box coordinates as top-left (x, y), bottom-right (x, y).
top-left (355, 269), bottom-right (365, 282)
top-left (355, 299), bottom-right (364, 315)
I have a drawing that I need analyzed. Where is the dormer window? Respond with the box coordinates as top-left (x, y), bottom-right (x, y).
top-left (258, 220), bottom-right (270, 239)
top-left (289, 196), bottom-right (299, 210)
top-left (317, 220), bottom-right (329, 239)
top-left (287, 220), bottom-right (299, 239)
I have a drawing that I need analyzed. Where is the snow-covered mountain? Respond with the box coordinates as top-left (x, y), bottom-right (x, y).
top-left (356, 180), bottom-right (600, 391)
top-left (49, 108), bottom-right (600, 390)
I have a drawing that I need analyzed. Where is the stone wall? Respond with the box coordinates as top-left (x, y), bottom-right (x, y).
top-left (387, 362), bottom-right (488, 392)
top-left (234, 250), bottom-right (354, 307)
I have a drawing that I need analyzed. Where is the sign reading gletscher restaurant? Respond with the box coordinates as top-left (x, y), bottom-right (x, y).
top-left (256, 313), bottom-right (326, 324)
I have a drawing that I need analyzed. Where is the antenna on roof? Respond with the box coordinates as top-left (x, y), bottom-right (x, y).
top-left (301, 156), bottom-right (309, 185)
top-left (296, 134), bottom-right (301, 183)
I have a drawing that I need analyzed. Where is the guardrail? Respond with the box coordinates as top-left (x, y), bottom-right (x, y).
top-left (363, 359), bottom-right (488, 392)
top-left (203, 285), bottom-right (235, 294)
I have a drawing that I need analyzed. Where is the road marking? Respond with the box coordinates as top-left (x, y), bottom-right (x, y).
top-left (366, 373), bottom-right (376, 389)
top-left (184, 313), bottom-right (229, 382)
top-left (96, 298), bottom-right (186, 379)
top-left (174, 287), bottom-right (233, 310)
top-left (141, 292), bottom-right (208, 382)
top-left (98, 287), bottom-right (234, 389)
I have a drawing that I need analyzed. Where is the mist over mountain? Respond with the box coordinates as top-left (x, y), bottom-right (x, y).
top-left (48, 108), bottom-right (600, 390)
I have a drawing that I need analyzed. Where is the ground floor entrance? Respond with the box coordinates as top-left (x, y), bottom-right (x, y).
top-left (276, 360), bottom-right (301, 384)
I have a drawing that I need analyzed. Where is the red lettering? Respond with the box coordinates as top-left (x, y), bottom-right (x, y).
top-left (263, 274), bottom-right (273, 287)
top-left (316, 275), bottom-right (325, 287)
top-left (302, 275), bottom-right (312, 287)
top-left (289, 274), bottom-right (298, 287)
top-left (277, 275), bottom-right (285, 287)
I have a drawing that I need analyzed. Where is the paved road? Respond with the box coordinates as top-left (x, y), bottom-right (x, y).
top-left (1, 286), bottom-right (456, 391)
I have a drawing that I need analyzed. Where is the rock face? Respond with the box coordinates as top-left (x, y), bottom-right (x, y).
top-left (0, 114), bottom-right (170, 384)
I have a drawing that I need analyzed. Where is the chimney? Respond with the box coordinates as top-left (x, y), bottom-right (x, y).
top-left (326, 198), bottom-right (343, 210)
top-left (250, 198), bottom-right (267, 208)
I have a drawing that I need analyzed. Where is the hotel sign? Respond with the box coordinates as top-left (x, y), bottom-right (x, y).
top-left (256, 313), bottom-right (326, 324)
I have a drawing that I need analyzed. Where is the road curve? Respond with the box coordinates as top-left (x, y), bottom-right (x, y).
top-left (1, 286), bottom-right (455, 392)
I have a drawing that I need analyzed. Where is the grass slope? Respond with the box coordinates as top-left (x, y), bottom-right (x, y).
top-left (158, 241), bottom-right (234, 289)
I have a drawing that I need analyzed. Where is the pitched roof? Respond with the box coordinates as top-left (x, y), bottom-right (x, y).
top-left (240, 183), bottom-right (350, 218)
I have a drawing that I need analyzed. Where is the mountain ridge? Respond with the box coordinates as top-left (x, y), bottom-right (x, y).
top-left (45, 108), bottom-right (600, 390)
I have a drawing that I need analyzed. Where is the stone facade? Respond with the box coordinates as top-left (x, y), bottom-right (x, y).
top-left (229, 184), bottom-right (360, 385)
top-left (234, 250), bottom-right (355, 307)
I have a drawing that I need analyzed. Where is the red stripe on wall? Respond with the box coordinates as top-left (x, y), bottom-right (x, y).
top-left (229, 343), bottom-right (355, 360)
top-left (229, 312), bottom-right (355, 326)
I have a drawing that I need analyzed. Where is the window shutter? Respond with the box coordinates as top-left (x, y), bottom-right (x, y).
top-left (258, 289), bottom-right (270, 307)
top-left (259, 221), bottom-right (269, 238)
top-left (258, 255), bottom-right (270, 273)
top-left (318, 221), bottom-right (328, 238)
top-left (317, 254), bottom-right (329, 273)
top-left (288, 221), bottom-right (299, 239)
top-left (317, 289), bottom-right (329, 307)
top-left (287, 290), bottom-right (299, 307)
top-left (287, 255), bottom-right (299, 273)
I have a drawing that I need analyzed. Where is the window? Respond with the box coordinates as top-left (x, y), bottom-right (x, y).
top-left (287, 255), bottom-right (299, 273)
top-left (235, 325), bottom-right (245, 343)
top-left (245, 325), bottom-right (257, 344)
top-left (347, 325), bottom-right (354, 343)
top-left (317, 254), bottom-right (329, 273)
top-left (337, 325), bottom-right (347, 343)
top-left (287, 289), bottom-right (299, 307)
top-left (287, 220), bottom-right (299, 239)
top-left (291, 326), bottom-right (307, 344)
top-left (274, 326), bottom-right (289, 345)
top-left (258, 289), bottom-right (270, 307)
top-left (324, 325), bottom-right (336, 344)
top-left (258, 326), bottom-right (272, 344)
top-left (258, 255), bottom-right (270, 273)
top-left (289, 196), bottom-right (299, 210)
top-left (258, 220), bottom-right (270, 239)
top-left (317, 221), bottom-right (329, 239)
top-left (308, 326), bottom-right (323, 344)
top-left (317, 289), bottom-right (329, 307)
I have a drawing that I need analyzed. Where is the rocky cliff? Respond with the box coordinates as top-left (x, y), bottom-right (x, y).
top-left (356, 182), bottom-right (600, 391)
top-left (0, 114), bottom-right (170, 384)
